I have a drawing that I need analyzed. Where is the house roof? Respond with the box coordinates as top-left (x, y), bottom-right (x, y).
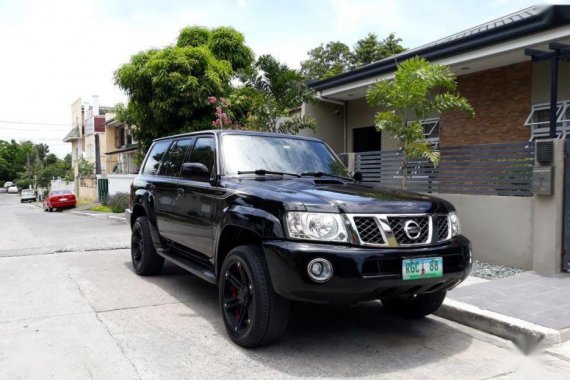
top-left (62, 127), bottom-right (80, 142)
top-left (309, 5), bottom-right (570, 92)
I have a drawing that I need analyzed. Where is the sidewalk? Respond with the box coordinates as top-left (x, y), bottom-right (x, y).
top-left (438, 271), bottom-right (570, 352)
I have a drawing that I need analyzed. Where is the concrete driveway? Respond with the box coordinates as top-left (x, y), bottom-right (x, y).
top-left (1, 194), bottom-right (569, 379)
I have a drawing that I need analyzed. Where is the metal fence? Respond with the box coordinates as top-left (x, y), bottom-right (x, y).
top-left (354, 141), bottom-right (535, 196)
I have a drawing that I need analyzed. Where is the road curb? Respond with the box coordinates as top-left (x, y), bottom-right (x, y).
top-left (436, 298), bottom-right (568, 353)
top-left (70, 210), bottom-right (126, 222)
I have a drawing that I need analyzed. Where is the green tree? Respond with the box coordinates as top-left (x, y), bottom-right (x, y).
top-left (366, 57), bottom-right (474, 190)
top-left (0, 139), bottom-right (33, 184)
top-left (352, 33), bottom-right (405, 68)
top-left (213, 55), bottom-right (317, 133)
top-left (114, 26), bottom-right (254, 153)
top-left (77, 157), bottom-right (94, 177)
top-left (301, 41), bottom-right (352, 80)
top-left (301, 33), bottom-right (405, 80)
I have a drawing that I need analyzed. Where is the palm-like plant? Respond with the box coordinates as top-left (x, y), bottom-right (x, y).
top-left (366, 57), bottom-right (474, 190)
top-left (242, 55), bottom-right (316, 134)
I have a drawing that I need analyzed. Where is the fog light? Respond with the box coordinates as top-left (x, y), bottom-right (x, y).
top-left (307, 258), bottom-right (333, 282)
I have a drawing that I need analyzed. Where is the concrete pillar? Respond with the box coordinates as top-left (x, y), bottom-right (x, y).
top-left (532, 139), bottom-right (565, 274)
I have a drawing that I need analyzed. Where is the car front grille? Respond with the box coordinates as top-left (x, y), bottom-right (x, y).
top-left (349, 214), bottom-right (451, 247)
top-left (435, 215), bottom-right (450, 241)
top-left (387, 216), bottom-right (430, 245)
top-left (353, 217), bottom-right (385, 244)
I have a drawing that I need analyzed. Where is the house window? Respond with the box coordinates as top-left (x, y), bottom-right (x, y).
top-left (559, 103), bottom-right (570, 123)
top-left (526, 101), bottom-right (570, 140)
top-left (421, 118), bottom-right (440, 149)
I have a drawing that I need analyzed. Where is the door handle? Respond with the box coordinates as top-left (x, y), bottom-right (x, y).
top-left (177, 188), bottom-right (185, 196)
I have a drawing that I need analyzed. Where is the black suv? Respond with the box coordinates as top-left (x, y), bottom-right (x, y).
top-left (126, 130), bottom-right (471, 347)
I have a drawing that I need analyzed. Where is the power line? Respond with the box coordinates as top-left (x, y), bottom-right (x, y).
top-left (0, 120), bottom-right (74, 127)
top-left (0, 136), bottom-right (69, 142)
top-left (0, 126), bottom-right (71, 132)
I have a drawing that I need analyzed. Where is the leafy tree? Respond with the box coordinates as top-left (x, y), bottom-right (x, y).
top-left (366, 57), bottom-right (474, 190)
top-left (211, 55), bottom-right (317, 133)
top-left (2, 141), bottom-right (72, 189)
top-left (0, 139), bottom-right (33, 183)
top-left (301, 41), bottom-right (352, 80)
top-left (115, 26), bottom-right (254, 153)
top-left (352, 33), bottom-right (405, 68)
top-left (77, 156), bottom-right (95, 177)
top-left (301, 33), bottom-right (405, 80)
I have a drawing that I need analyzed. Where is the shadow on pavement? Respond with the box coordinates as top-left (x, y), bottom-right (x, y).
top-left (122, 259), bottom-right (476, 377)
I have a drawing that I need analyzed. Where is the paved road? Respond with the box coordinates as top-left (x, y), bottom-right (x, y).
top-left (0, 194), bottom-right (130, 257)
top-left (1, 194), bottom-right (570, 379)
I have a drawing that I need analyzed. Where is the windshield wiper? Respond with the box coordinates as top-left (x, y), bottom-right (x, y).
top-left (300, 171), bottom-right (353, 180)
top-left (237, 169), bottom-right (301, 178)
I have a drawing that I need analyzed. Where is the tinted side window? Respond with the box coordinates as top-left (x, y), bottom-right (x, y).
top-left (159, 138), bottom-right (194, 177)
top-left (141, 141), bottom-right (170, 175)
top-left (181, 137), bottom-right (215, 182)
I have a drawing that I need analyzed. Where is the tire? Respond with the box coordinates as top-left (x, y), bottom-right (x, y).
top-left (381, 291), bottom-right (447, 319)
top-left (219, 245), bottom-right (290, 348)
top-left (131, 216), bottom-right (164, 275)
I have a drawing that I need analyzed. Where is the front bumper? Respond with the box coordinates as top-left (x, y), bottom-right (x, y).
top-left (263, 236), bottom-right (471, 304)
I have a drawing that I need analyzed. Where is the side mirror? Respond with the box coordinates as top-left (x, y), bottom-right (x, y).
top-left (181, 162), bottom-right (210, 180)
top-left (353, 171), bottom-right (363, 182)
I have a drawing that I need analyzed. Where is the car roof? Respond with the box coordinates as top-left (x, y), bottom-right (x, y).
top-left (152, 129), bottom-right (323, 143)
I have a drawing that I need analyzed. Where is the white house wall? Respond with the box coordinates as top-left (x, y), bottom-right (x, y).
top-left (107, 174), bottom-right (136, 196)
top-left (300, 101), bottom-right (345, 153)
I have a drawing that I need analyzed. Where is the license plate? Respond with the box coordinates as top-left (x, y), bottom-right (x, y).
top-left (402, 257), bottom-right (443, 280)
top-left (60, 198), bottom-right (67, 201)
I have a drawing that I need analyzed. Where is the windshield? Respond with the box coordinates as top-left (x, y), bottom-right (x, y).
top-left (22, 190), bottom-right (34, 194)
top-left (222, 134), bottom-right (349, 177)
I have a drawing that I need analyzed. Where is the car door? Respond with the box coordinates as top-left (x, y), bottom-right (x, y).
top-left (139, 140), bottom-right (172, 234)
top-left (170, 135), bottom-right (217, 258)
top-left (154, 138), bottom-right (195, 242)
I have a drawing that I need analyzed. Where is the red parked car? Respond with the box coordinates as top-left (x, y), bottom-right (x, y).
top-left (43, 190), bottom-right (77, 212)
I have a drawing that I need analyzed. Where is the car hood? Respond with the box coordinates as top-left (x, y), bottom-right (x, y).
top-left (224, 178), bottom-right (453, 214)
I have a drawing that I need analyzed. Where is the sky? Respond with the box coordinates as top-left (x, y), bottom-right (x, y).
top-left (0, 0), bottom-right (566, 157)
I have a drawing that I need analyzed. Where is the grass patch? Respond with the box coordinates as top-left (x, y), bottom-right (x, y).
top-left (89, 205), bottom-right (114, 213)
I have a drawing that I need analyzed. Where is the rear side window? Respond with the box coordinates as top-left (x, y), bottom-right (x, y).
top-left (181, 136), bottom-right (216, 182)
top-left (141, 141), bottom-right (171, 175)
top-left (159, 138), bottom-right (194, 177)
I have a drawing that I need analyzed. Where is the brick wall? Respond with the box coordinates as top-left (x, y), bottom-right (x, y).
top-left (440, 61), bottom-right (531, 146)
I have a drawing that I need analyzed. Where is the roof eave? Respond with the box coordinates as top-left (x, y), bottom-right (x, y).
top-left (310, 5), bottom-right (570, 92)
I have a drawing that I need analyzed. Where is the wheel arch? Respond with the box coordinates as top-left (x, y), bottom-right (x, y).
top-left (216, 225), bottom-right (263, 278)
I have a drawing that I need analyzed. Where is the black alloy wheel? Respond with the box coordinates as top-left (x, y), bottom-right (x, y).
top-left (219, 245), bottom-right (290, 348)
top-left (222, 259), bottom-right (254, 335)
top-left (131, 216), bottom-right (164, 275)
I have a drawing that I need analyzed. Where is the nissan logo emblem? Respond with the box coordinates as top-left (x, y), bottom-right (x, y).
top-left (404, 220), bottom-right (421, 240)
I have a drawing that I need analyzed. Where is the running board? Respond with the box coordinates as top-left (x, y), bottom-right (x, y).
top-left (157, 248), bottom-right (216, 284)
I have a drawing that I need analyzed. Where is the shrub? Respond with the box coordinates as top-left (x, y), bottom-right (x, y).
top-left (105, 192), bottom-right (129, 213)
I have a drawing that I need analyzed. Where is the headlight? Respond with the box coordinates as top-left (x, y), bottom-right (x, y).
top-left (449, 212), bottom-right (461, 237)
top-left (286, 212), bottom-right (348, 242)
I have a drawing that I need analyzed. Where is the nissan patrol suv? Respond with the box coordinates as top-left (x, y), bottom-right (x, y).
top-left (126, 130), bottom-right (471, 347)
